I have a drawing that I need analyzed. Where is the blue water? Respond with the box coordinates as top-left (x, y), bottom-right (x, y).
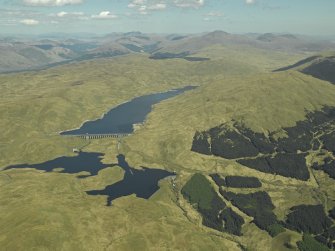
top-left (4, 152), bottom-right (109, 178)
top-left (61, 86), bottom-right (196, 135)
top-left (4, 86), bottom-right (189, 205)
top-left (86, 154), bottom-right (175, 206)
top-left (4, 153), bottom-right (174, 205)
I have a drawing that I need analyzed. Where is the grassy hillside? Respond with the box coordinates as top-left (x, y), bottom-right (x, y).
top-left (274, 52), bottom-right (335, 84)
top-left (1, 47), bottom-right (335, 250)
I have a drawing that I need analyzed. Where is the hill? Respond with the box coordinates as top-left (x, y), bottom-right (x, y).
top-left (2, 32), bottom-right (335, 73)
top-left (0, 40), bottom-right (335, 250)
top-left (274, 52), bottom-right (335, 84)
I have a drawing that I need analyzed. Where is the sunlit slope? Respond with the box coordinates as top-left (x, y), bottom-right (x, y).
top-left (124, 70), bottom-right (335, 169)
top-left (1, 49), bottom-right (334, 251)
top-left (121, 70), bottom-right (335, 250)
top-left (0, 164), bottom-right (243, 251)
top-left (0, 54), bottom-right (229, 166)
top-left (0, 52), bottom-right (281, 250)
top-left (189, 44), bottom-right (308, 72)
top-left (0, 48), bottom-right (301, 167)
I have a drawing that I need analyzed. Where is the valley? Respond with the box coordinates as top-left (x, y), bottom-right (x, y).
top-left (0, 31), bottom-right (335, 251)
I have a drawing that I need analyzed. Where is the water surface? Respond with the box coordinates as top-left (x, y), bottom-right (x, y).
top-left (61, 86), bottom-right (196, 135)
top-left (86, 154), bottom-right (174, 205)
top-left (4, 152), bottom-right (109, 178)
top-left (4, 153), bottom-right (174, 205)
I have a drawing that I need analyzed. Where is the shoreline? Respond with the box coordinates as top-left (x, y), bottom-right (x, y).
top-left (58, 85), bottom-right (198, 136)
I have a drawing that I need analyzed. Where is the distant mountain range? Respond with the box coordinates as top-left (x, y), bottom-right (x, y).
top-left (1, 31), bottom-right (335, 73)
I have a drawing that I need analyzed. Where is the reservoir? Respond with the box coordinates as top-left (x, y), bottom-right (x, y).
top-left (3, 152), bottom-right (109, 178)
top-left (61, 86), bottom-right (197, 135)
top-left (4, 153), bottom-right (174, 205)
top-left (86, 154), bottom-right (175, 206)
top-left (3, 86), bottom-right (186, 205)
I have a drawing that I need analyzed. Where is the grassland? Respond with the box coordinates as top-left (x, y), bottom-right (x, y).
top-left (1, 47), bottom-right (335, 250)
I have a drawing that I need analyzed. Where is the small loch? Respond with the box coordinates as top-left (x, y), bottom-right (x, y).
top-left (86, 154), bottom-right (175, 206)
top-left (4, 153), bottom-right (174, 205)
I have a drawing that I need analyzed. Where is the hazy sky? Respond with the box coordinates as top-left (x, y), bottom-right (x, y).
top-left (0, 0), bottom-right (334, 35)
